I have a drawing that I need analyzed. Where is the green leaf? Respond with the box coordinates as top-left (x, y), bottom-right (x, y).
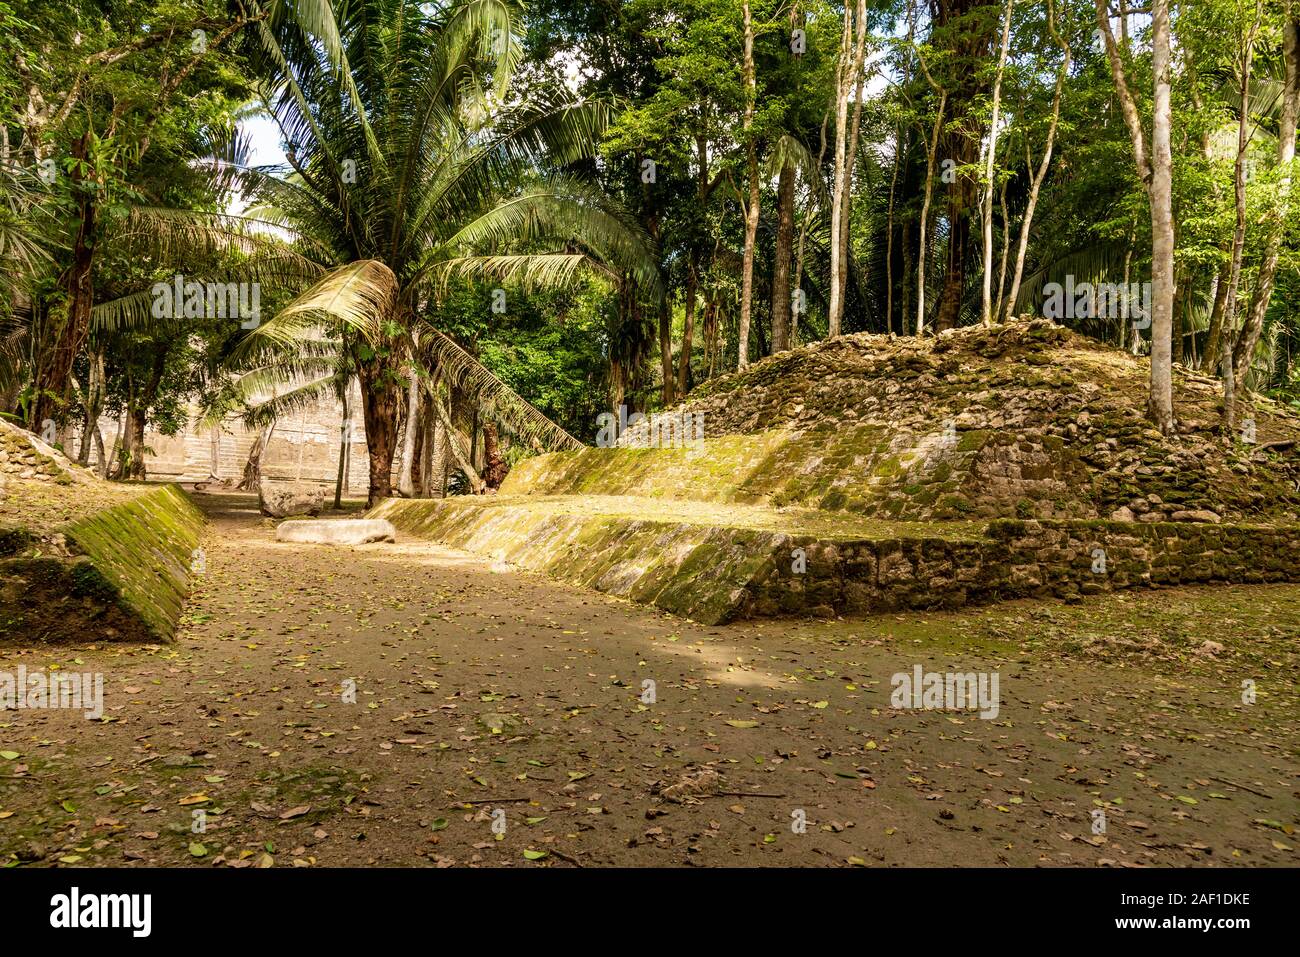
top-left (522, 849), bottom-right (549, 861)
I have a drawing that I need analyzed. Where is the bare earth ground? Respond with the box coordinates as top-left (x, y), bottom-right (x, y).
top-left (1, 491), bottom-right (1296, 868)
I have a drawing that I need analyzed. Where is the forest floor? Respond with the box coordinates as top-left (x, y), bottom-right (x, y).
top-left (1, 490), bottom-right (1296, 868)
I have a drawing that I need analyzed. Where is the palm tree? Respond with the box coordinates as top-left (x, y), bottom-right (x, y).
top-left (208, 0), bottom-right (659, 504)
top-left (100, 0), bottom-right (658, 504)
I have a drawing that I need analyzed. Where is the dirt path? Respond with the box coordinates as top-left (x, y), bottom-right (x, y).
top-left (1, 491), bottom-right (1296, 867)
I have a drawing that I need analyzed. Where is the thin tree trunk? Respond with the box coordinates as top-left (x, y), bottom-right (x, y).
top-left (791, 112), bottom-right (829, 348)
top-left (828, 0), bottom-right (869, 337)
top-left (92, 426), bottom-right (105, 478)
top-left (398, 367), bottom-right (420, 498)
top-left (885, 126), bottom-right (904, 334)
top-left (1217, 6), bottom-right (1263, 378)
top-left (679, 264), bottom-right (697, 395)
top-left (917, 90), bottom-right (947, 337)
top-left (334, 386), bottom-right (350, 509)
top-left (1234, 3), bottom-right (1298, 384)
top-left (994, 174), bottom-right (1010, 321)
top-left (107, 414), bottom-right (124, 480)
top-left (419, 393), bottom-right (435, 497)
top-left (77, 347), bottom-right (105, 465)
top-left (658, 297), bottom-right (675, 404)
top-left (771, 162), bottom-right (796, 353)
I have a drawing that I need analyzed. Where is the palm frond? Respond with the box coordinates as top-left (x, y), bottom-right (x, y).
top-left (418, 324), bottom-right (583, 452)
top-left (239, 259), bottom-right (399, 354)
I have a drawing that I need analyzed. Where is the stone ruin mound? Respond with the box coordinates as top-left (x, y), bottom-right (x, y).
top-left (373, 320), bottom-right (1300, 624)
top-left (0, 420), bottom-right (203, 643)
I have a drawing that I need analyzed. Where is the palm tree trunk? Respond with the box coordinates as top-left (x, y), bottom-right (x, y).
top-left (357, 353), bottom-right (400, 507)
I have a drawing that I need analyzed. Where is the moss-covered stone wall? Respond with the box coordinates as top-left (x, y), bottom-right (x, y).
top-left (508, 321), bottom-right (1300, 525)
top-left (370, 497), bottom-right (784, 624)
top-left (375, 496), bottom-right (1300, 624)
top-left (0, 484), bottom-right (203, 643)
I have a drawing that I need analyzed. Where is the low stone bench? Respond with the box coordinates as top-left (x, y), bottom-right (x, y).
top-left (275, 519), bottom-right (396, 545)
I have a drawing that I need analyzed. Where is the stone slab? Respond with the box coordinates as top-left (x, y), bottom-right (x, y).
top-left (276, 519), bottom-right (396, 545)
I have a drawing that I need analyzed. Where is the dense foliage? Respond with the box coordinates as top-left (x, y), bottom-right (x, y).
top-left (2, 0), bottom-right (1297, 501)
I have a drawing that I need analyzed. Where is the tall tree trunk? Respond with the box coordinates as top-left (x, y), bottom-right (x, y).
top-left (1234, 3), bottom-right (1299, 384)
top-left (1147, 0), bottom-right (1176, 432)
top-left (917, 90), bottom-right (947, 336)
top-left (1213, 8), bottom-right (1262, 378)
top-left (828, 0), bottom-right (868, 337)
top-left (1203, 257), bottom-right (1232, 371)
top-left (885, 126), bottom-right (904, 334)
top-left (1096, 0), bottom-right (1174, 432)
top-left (420, 393), bottom-right (435, 497)
top-left (1173, 268), bottom-right (1187, 365)
top-left (771, 162), bottom-right (796, 353)
top-left (1006, 0), bottom-right (1067, 322)
top-left (737, 0), bottom-right (760, 370)
top-left (980, 0), bottom-right (1015, 327)
top-left (32, 146), bottom-right (94, 431)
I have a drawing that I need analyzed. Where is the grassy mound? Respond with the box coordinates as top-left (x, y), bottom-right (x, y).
top-left (380, 321), bottom-right (1300, 622)
top-left (509, 320), bottom-right (1300, 524)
